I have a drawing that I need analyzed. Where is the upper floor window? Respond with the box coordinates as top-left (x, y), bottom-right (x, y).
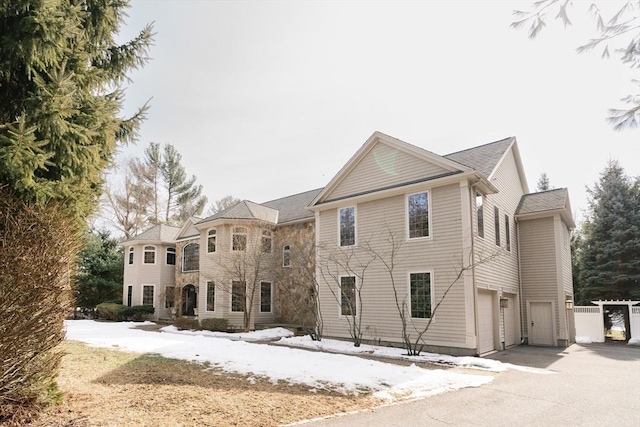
top-left (166, 247), bottom-right (176, 265)
top-left (182, 242), bottom-right (200, 272)
top-left (339, 206), bottom-right (356, 247)
top-left (128, 247), bottom-right (134, 265)
top-left (143, 245), bottom-right (156, 264)
top-left (410, 272), bottom-right (432, 318)
top-left (283, 245), bottom-right (291, 267)
top-left (262, 230), bottom-right (272, 253)
top-left (504, 214), bottom-right (511, 252)
top-left (232, 227), bottom-right (247, 251)
top-left (207, 229), bottom-right (217, 253)
top-left (476, 193), bottom-right (484, 238)
top-left (408, 191), bottom-right (430, 239)
top-left (494, 206), bottom-right (501, 246)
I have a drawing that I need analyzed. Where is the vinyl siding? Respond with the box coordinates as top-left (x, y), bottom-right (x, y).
top-left (317, 183), bottom-right (468, 347)
top-left (325, 141), bottom-right (453, 201)
top-left (560, 223), bottom-right (573, 295)
top-left (518, 217), bottom-right (558, 337)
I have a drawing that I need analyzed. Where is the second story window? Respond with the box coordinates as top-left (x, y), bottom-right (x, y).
top-left (262, 230), bottom-right (272, 253)
top-left (505, 214), bottom-right (511, 252)
top-left (182, 242), bottom-right (200, 272)
top-left (232, 227), bottom-right (247, 251)
top-left (476, 193), bottom-right (484, 238)
top-left (283, 245), bottom-right (291, 267)
top-left (494, 206), bottom-right (501, 247)
top-left (339, 206), bottom-right (356, 247)
top-left (207, 229), bottom-right (216, 253)
top-left (166, 247), bottom-right (176, 265)
top-left (143, 245), bottom-right (156, 264)
top-left (408, 192), bottom-right (430, 239)
top-left (128, 247), bottom-right (134, 265)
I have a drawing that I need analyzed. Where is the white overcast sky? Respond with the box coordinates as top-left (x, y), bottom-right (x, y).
top-left (114, 0), bottom-right (639, 224)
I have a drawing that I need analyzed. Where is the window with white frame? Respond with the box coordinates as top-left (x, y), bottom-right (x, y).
top-left (166, 247), bottom-right (176, 265)
top-left (260, 282), bottom-right (272, 313)
top-left (410, 272), bottom-right (431, 318)
top-left (126, 285), bottom-right (133, 306)
top-left (494, 206), bottom-right (500, 246)
top-left (339, 207), bottom-right (356, 247)
top-left (504, 214), bottom-right (511, 252)
top-left (143, 246), bottom-right (156, 264)
top-left (231, 281), bottom-right (245, 312)
top-left (283, 245), bottom-right (291, 267)
top-left (206, 281), bottom-right (215, 311)
top-left (207, 229), bottom-right (217, 253)
top-left (262, 230), bottom-right (272, 253)
top-left (476, 193), bottom-right (484, 238)
top-left (142, 285), bottom-right (154, 306)
top-left (182, 243), bottom-right (200, 272)
top-left (408, 192), bottom-right (430, 239)
top-left (232, 227), bottom-right (247, 251)
top-left (340, 276), bottom-right (356, 316)
top-left (128, 247), bottom-right (134, 265)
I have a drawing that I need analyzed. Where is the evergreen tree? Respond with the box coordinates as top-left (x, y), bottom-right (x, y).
top-left (536, 172), bottom-right (551, 191)
top-left (579, 160), bottom-right (640, 301)
top-left (76, 229), bottom-right (124, 310)
top-left (0, 1), bottom-right (153, 219)
top-left (160, 144), bottom-right (207, 223)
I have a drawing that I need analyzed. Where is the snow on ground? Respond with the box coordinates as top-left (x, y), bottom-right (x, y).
top-left (64, 320), bottom-right (492, 400)
top-left (160, 325), bottom-right (294, 341)
top-left (576, 336), bottom-right (595, 344)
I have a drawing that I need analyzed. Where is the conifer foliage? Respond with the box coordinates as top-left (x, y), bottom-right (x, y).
top-left (576, 160), bottom-right (640, 303)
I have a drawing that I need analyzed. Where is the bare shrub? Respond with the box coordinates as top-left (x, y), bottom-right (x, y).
top-left (0, 189), bottom-right (80, 424)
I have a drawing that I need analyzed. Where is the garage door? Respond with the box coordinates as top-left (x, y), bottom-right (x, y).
top-left (503, 294), bottom-right (516, 347)
top-left (478, 290), bottom-right (495, 354)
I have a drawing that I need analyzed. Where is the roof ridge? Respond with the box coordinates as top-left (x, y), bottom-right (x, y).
top-left (525, 187), bottom-right (567, 195)
top-left (260, 187), bottom-right (325, 205)
top-left (444, 136), bottom-right (514, 157)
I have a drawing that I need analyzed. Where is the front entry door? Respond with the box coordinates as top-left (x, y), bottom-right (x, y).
top-left (530, 302), bottom-right (554, 346)
top-left (182, 284), bottom-right (197, 316)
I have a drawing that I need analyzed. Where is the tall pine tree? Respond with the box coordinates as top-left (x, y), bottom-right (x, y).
top-left (579, 160), bottom-right (640, 302)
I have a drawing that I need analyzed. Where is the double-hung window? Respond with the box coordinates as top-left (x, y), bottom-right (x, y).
top-left (339, 207), bottom-right (356, 247)
top-left (340, 276), bottom-right (356, 316)
top-left (232, 227), bottom-right (247, 251)
top-left (142, 285), bottom-right (154, 306)
top-left (143, 246), bottom-right (156, 264)
top-left (166, 247), bottom-right (176, 265)
top-left (410, 272), bottom-right (432, 318)
top-left (207, 229), bottom-right (216, 253)
top-left (408, 192), bottom-right (430, 239)
top-left (231, 281), bottom-right (246, 312)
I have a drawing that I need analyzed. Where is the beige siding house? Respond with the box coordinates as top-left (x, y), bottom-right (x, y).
top-left (123, 131), bottom-right (574, 355)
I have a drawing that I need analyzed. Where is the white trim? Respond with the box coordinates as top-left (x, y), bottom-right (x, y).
top-left (231, 226), bottom-right (248, 252)
top-left (475, 192), bottom-right (485, 239)
top-left (407, 270), bottom-right (435, 320)
top-left (338, 275), bottom-right (357, 318)
top-left (143, 245), bottom-right (157, 265)
top-left (406, 190), bottom-right (432, 241)
top-left (260, 281), bottom-right (273, 313)
top-left (181, 242), bottom-right (200, 272)
top-left (141, 284), bottom-right (156, 307)
top-left (205, 281), bottom-right (215, 312)
top-left (165, 247), bottom-right (176, 266)
top-left (128, 246), bottom-right (134, 265)
top-left (207, 228), bottom-right (217, 254)
top-left (338, 205), bottom-right (357, 247)
top-left (126, 284), bottom-right (133, 306)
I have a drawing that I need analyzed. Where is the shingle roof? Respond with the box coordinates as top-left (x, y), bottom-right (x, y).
top-left (123, 223), bottom-right (181, 244)
top-left (198, 200), bottom-right (278, 223)
top-left (444, 137), bottom-right (514, 178)
top-left (262, 188), bottom-right (323, 224)
top-left (516, 188), bottom-right (569, 215)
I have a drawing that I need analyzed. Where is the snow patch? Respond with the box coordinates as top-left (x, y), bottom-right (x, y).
top-left (160, 325), bottom-right (294, 341)
top-left (575, 336), bottom-right (594, 344)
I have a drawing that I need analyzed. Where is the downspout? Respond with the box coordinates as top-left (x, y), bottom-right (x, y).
top-left (516, 216), bottom-right (525, 344)
top-left (470, 182), bottom-right (480, 356)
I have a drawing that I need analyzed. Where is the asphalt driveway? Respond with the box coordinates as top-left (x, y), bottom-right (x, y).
top-left (300, 343), bottom-right (640, 426)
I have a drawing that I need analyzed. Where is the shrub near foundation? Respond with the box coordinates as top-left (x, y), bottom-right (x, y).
top-left (173, 318), bottom-right (201, 331)
top-left (201, 318), bottom-right (229, 332)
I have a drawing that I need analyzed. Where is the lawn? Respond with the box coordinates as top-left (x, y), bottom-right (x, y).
top-left (35, 340), bottom-right (378, 427)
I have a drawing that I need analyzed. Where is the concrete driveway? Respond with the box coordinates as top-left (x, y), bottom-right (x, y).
top-left (301, 343), bottom-right (640, 426)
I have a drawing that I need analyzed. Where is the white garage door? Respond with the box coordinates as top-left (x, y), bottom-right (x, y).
top-left (504, 294), bottom-right (516, 347)
top-left (478, 290), bottom-right (495, 354)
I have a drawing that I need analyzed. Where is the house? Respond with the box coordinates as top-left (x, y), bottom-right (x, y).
top-left (122, 131), bottom-right (575, 355)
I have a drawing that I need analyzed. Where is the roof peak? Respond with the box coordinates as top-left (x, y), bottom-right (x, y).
top-left (444, 136), bottom-right (514, 157)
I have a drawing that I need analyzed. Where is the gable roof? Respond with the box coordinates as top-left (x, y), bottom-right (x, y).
top-left (122, 223), bottom-right (180, 245)
top-left (516, 188), bottom-right (575, 228)
top-left (444, 137), bottom-right (514, 178)
top-left (262, 188), bottom-right (323, 224)
top-left (175, 217), bottom-right (203, 241)
top-left (198, 200), bottom-right (279, 224)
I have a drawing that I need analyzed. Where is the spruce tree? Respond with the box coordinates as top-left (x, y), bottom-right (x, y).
top-left (579, 160), bottom-right (640, 301)
top-left (536, 172), bottom-right (551, 191)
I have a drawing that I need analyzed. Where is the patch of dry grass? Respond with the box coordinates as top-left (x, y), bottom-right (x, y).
top-left (31, 341), bottom-right (380, 426)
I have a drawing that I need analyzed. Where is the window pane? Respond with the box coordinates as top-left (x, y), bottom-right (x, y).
top-left (410, 273), bottom-right (431, 318)
top-left (260, 282), bottom-right (271, 313)
top-left (143, 285), bottom-right (154, 306)
top-left (339, 207), bottom-right (355, 246)
top-left (476, 194), bottom-right (484, 238)
top-left (494, 206), bottom-right (500, 246)
top-left (408, 193), bottom-right (429, 238)
top-left (166, 248), bottom-right (176, 265)
top-left (233, 234), bottom-right (247, 251)
top-left (340, 276), bottom-right (356, 316)
top-left (128, 249), bottom-right (134, 265)
top-left (283, 245), bottom-right (291, 267)
top-left (127, 285), bottom-right (132, 306)
top-left (206, 281), bottom-right (215, 311)
top-left (208, 230), bottom-right (216, 253)
top-left (262, 230), bottom-right (272, 253)
top-left (231, 281), bottom-right (245, 312)
top-left (504, 215), bottom-right (511, 251)
top-left (144, 249), bottom-right (155, 264)
top-left (183, 243), bottom-right (200, 271)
